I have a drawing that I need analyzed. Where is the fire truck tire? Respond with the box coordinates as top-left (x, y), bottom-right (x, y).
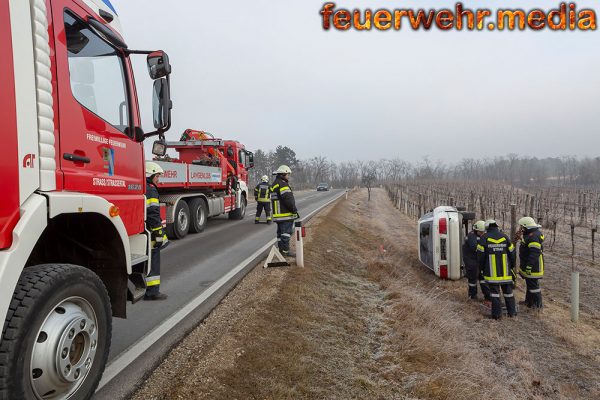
top-left (228, 195), bottom-right (246, 220)
top-left (189, 198), bottom-right (208, 233)
top-left (167, 200), bottom-right (191, 239)
top-left (0, 264), bottom-right (111, 400)
top-left (461, 211), bottom-right (476, 221)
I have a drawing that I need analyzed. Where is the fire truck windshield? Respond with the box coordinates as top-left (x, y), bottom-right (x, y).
top-left (65, 11), bottom-right (130, 133)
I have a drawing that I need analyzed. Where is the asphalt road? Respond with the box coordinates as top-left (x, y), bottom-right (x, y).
top-left (95, 189), bottom-right (344, 399)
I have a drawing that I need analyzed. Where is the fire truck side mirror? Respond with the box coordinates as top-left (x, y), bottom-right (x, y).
top-left (152, 140), bottom-right (167, 157)
top-left (147, 51), bottom-right (171, 80)
top-left (152, 78), bottom-right (171, 130)
top-left (247, 151), bottom-right (254, 168)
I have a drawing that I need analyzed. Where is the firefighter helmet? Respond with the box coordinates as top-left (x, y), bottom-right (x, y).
top-left (146, 161), bottom-right (164, 177)
top-left (473, 220), bottom-right (486, 232)
top-left (261, 175), bottom-right (269, 182)
top-left (274, 165), bottom-right (292, 175)
top-left (485, 219), bottom-right (497, 229)
top-left (518, 216), bottom-right (541, 229)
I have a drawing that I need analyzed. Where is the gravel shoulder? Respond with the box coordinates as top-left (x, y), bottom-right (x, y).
top-left (131, 188), bottom-right (600, 400)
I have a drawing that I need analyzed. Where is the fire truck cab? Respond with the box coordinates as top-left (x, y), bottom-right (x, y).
top-left (0, 0), bottom-right (172, 398)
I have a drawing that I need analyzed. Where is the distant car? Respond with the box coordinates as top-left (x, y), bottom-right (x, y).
top-left (316, 183), bottom-right (329, 191)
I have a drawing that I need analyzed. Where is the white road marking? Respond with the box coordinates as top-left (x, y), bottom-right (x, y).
top-left (97, 190), bottom-right (346, 392)
top-left (97, 239), bottom-right (275, 391)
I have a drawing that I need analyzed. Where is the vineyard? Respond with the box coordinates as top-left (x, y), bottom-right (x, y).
top-left (386, 181), bottom-right (600, 265)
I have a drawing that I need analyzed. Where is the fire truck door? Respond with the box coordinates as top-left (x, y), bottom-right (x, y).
top-left (52, 3), bottom-right (144, 234)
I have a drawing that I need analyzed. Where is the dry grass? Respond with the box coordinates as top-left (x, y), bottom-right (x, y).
top-left (133, 188), bottom-right (600, 400)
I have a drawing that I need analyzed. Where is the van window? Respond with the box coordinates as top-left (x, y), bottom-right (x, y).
top-left (64, 11), bottom-right (129, 133)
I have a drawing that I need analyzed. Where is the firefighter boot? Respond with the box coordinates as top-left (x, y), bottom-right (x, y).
top-left (145, 292), bottom-right (168, 301)
top-left (281, 249), bottom-right (296, 258)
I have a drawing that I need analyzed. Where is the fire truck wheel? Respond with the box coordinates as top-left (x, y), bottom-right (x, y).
top-left (189, 198), bottom-right (208, 233)
top-left (0, 264), bottom-right (111, 400)
top-left (167, 200), bottom-right (191, 239)
top-left (228, 195), bottom-right (247, 220)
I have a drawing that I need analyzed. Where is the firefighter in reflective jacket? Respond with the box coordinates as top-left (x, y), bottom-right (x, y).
top-left (517, 216), bottom-right (544, 309)
top-left (270, 165), bottom-right (298, 257)
top-left (463, 220), bottom-right (490, 300)
top-left (145, 162), bottom-right (168, 300)
top-left (477, 220), bottom-right (517, 319)
top-left (254, 175), bottom-right (272, 224)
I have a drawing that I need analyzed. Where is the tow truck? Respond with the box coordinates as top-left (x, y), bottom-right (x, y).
top-left (151, 129), bottom-right (254, 239)
top-left (0, 1), bottom-right (173, 398)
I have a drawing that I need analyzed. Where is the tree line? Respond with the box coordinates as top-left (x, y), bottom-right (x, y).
top-left (250, 148), bottom-right (600, 189)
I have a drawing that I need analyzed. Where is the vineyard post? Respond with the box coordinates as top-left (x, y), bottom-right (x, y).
top-left (529, 195), bottom-right (535, 217)
top-left (570, 221), bottom-right (579, 323)
top-left (592, 227), bottom-right (596, 262)
top-left (510, 204), bottom-right (517, 242)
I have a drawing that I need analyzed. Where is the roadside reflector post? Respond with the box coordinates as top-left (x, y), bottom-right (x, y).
top-left (345, 189), bottom-right (348, 200)
top-left (295, 221), bottom-right (304, 267)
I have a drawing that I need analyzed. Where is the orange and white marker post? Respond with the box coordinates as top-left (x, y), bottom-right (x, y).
top-left (295, 221), bottom-right (306, 267)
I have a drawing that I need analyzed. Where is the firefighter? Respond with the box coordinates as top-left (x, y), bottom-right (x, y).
top-left (477, 220), bottom-right (517, 319)
top-left (145, 162), bottom-right (168, 300)
top-left (270, 165), bottom-right (298, 257)
top-left (254, 175), bottom-right (272, 224)
top-left (463, 220), bottom-right (489, 300)
top-left (517, 216), bottom-right (544, 309)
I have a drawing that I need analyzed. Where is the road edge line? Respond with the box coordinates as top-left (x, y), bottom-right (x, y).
top-left (97, 190), bottom-right (347, 391)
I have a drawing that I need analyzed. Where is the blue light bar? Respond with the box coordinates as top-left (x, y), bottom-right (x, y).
top-left (101, 0), bottom-right (117, 14)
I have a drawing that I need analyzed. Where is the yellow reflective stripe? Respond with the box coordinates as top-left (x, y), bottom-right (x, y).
top-left (528, 242), bottom-right (542, 249)
top-left (539, 255), bottom-right (544, 274)
top-left (280, 189), bottom-right (291, 195)
top-left (146, 198), bottom-right (159, 205)
top-left (487, 237), bottom-right (506, 244)
top-left (274, 212), bottom-right (294, 217)
top-left (502, 254), bottom-right (508, 279)
top-left (476, 245), bottom-right (485, 252)
top-left (271, 184), bottom-right (280, 191)
top-left (490, 255), bottom-right (497, 279)
top-left (146, 279), bottom-right (160, 287)
top-left (540, 235), bottom-right (545, 240)
top-left (151, 227), bottom-right (162, 231)
top-left (508, 244), bottom-right (515, 251)
top-left (485, 276), bottom-right (512, 282)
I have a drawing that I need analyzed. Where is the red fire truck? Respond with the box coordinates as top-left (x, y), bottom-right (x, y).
top-left (0, 0), bottom-right (173, 398)
top-left (152, 129), bottom-right (254, 239)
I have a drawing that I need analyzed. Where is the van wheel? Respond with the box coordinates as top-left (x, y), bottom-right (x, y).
top-left (167, 200), bottom-right (190, 239)
top-left (189, 198), bottom-right (208, 233)
top-left (461, 211), bottom-right (476, 221)
top-left (228, 195), bottom-right (246, 220)
top-left (0, 264), bottom-right (111, 400)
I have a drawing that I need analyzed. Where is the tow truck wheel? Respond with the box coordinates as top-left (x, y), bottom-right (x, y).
top-left (228, 195), bottom-right (246, 220)
top-left (189, 198), bottom-right (208, 233)
top-left (167, 200), bottom-right (191, 239)
top-left (0, 264), bottom-right (111, 400)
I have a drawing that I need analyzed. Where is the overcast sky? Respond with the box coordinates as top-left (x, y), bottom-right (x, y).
top-left (113, 0), bottom-right (600, 163)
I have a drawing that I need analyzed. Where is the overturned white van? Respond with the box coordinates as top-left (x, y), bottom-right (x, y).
top-left (417, 206), bottom-right (474, 280)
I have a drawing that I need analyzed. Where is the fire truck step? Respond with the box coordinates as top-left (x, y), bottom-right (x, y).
top-left (131, 254), bottom-right (149, 266)
top-left (127, 280), bottom-right (146, 303)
